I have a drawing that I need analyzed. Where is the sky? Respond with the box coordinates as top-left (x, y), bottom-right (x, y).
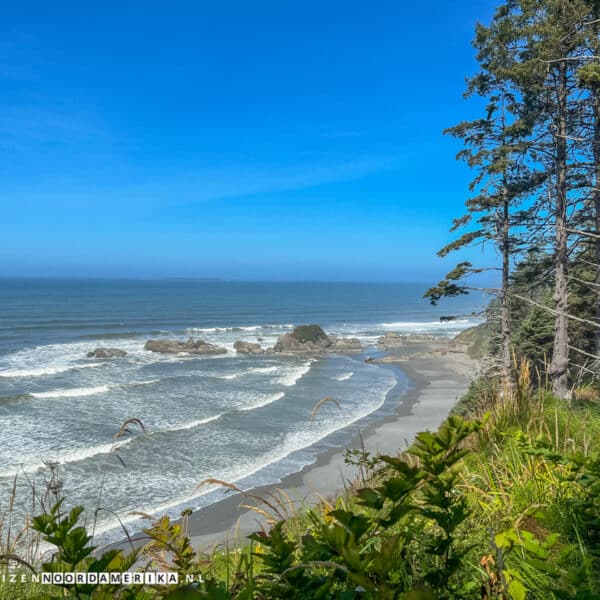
top-left (1, 0), bottom-right (499, 282)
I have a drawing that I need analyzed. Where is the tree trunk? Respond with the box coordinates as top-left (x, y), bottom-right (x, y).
top-left (501, 186), bottom-right (512, 391)
top-left (550, 60), bottom-right (570, 398)
top-left (593, 88), bottom-right (600, 362)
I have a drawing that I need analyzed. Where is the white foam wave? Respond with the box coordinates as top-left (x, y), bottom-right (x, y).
top-left (278, 361), bottom-right (314, 386)
top-left (334, 372), bottom-right (354, 382)
top-left (184, 323), bottom-right (292, 335)
top-left (92, 373), bottom-right (398, 542)
top-left (239, 392), bottom-right (285, 412)
top-left (164, 414), bottom-right (223, 432)
top-left (3, 413), bottom-right (224, 478)
top-left (0, 363), bottom-right (103, 378)
top-left (132, 379), bottom-right (160, 386)
top-left (30, 385), bottom-right (110, 399)
top-left (2, 438), bottom-right (132, 478)
top-left (250, 366), bottom-right (279, 374)
top-left (381, 319), bottom-right (473, 329)
top-left (218, 365), bottom-right (280, 380)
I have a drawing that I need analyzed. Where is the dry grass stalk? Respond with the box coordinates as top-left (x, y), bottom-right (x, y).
top-left (0, 553), bottom-right (36, 573)
top-left (113, 417), bottom-right (148, 440)
top-left (128, 511), bottom-right (155, 521)
top-left (193, 478), bottom-right (300, 527)
top-left (194, 478), bottom-right (242, 495)
top-left (310, 397), bottom-right (343, 426)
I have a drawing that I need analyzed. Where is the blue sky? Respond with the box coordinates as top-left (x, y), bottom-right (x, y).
top-left (1, 0), bottom-right (498, 281)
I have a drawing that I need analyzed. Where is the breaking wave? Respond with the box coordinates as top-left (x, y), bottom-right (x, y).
top-left (0, 363), bottom-right (103, 378)
top-left (2, 438), bottom-right (133, 478)
top-left (239, 392), bottom-right (285, 412)
top-left (30, 385), bottom-right (110, 399)
top-left (334, 372), bottom-right (354, 382)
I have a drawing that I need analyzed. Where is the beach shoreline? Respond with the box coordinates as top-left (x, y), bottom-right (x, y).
top-left (112, 334), bottom-right (477, 554)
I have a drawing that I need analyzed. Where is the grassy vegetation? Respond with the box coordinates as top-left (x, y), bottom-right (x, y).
top-left (2, 360), bottom-right (600, 598)
top-left (451, 324), bottom-right (492, 361)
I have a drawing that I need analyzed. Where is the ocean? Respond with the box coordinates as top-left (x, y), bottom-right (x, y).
top-left (0, 279), bottom-right (484, 544)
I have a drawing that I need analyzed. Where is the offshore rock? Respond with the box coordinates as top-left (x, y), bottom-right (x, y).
top-left (274, 325), bottom-right (363, 354)
top-left (274, 325), bottom-right (332, 353)
top-left (233, 340), bottom-right (265, 355)
top-left (144, 338), bottom-right (227, 355)
top-left (86, 347), bottom-right (127, 359)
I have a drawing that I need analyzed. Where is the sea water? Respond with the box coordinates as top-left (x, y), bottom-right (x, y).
top-left (0, 279), bottom-right (483, 543)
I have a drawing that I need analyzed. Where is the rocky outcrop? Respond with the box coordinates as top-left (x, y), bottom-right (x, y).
top-left (448, 324), bottom-right (489, 359)
top-left (377, 332), bottom-right (445, 350)
top-left (233, 340), bottom-right (264, 355)
top-left (144, 338), bottom-right (227, 355)
top-left (328, 335), bottom-right (363, 352)
top-left (377, 332), bottom-right (406, 350)
top-left (274, 325), bottom-right (332, 353)
top-left (86, 347), bottom-right (127, 359)
top-left (448, 339), bottom-right (470, 354)
top-left (273, 325), bottom-right (363, 354)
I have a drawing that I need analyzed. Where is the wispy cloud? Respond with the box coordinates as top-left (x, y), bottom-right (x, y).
top-left (3, 153), bottom-right (402, 213)
top-left (0, 105), bottom-right (112, 146)
top-left (0, 31), bottom-right (115, 149)
top-left (115, 153), bottom-right (402, 209)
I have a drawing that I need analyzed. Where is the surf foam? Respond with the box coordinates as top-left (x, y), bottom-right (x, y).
top-left (164, 414), bottom-right (223, 432)
top-left (278, 361), bottom-right (314, 386)
top-left (334, 372), bottom-right (354, 381)
top-left (1, 438), bottom-right (133, 478)
top-left (239, 392), bottom-right (285, 412)
top-left (30, 385), bottom-right (110, 399)
top-left (0, 363), bottom-right (103, 378)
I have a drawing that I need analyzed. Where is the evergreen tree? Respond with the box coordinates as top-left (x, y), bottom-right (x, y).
top-left (424, 4), bottom-right (536, 388)
top-left (577, 1), bottom-right (600, 361)
top-left (500, 0), bottom-right (591, 397)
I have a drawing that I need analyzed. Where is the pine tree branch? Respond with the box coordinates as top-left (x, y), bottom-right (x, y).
top-left (510, 293), bottom-right (600, 330)
top-left (569, 345), bottom-right (600, 361)
top-left (568, 274), bottom-right (600, 289)
top-left (565, 227), bottom-right (600, 239)
top-left (578, 256), bottom-right (600, 269)
top-left (568, 360), bottom-right (598, 377)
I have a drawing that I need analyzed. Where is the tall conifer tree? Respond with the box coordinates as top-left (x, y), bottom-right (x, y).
top-left (507, 0), bottom-right (590, 397)
top-left (424, 6), bottom-right (534, 388)
top-left (578, 1), bottom-right (600, 361)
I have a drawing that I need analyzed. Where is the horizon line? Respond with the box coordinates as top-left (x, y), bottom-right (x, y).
top-left (0, 275), bottom-right (439, 285)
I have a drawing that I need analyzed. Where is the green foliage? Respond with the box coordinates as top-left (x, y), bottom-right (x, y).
top-left (31, 499), bottom-right (143, 599)
top-left (451, 375), bottom-right (500, 418)
top-left (451, 323), bottom-right (492, 360)
top-left (239, 416), bottom-right (486, 599)
top-left (512, 299), bottom-right (555, 371)
top-left (438, 233), bottom-right (486, 258)
top-left (423, 280), bottom-right (469, 306)
top-left (11, 394), bottom-right (600, 599)
top-left (578, 63), bottom-right (600, 91)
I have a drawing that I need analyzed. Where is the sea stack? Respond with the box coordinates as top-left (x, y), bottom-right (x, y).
top-left (144, 338), bottom-right (227, 355)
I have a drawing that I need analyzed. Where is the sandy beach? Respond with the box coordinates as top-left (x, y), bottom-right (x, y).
top-left (177, 335), bottom-right (478, 552)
